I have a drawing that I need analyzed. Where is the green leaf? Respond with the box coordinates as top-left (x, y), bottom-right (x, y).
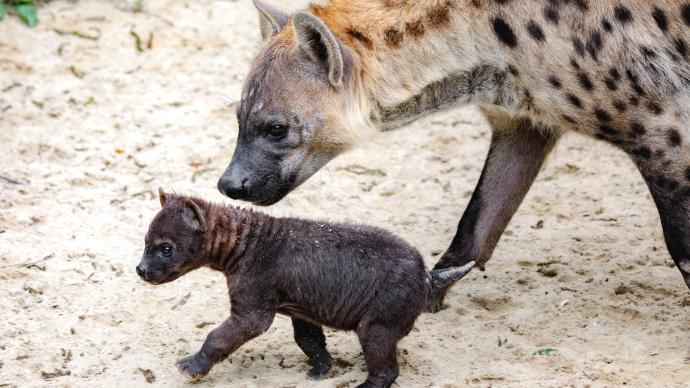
top-left (0, 4), bottom-right (6, 21)
top-left (13, 3), bottom-right (38, 27)
top-left (533, 348), bottom-right (558, 356)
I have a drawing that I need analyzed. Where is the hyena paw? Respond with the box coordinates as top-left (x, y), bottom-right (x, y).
top-left (176, 352), bottom-right (212, 380)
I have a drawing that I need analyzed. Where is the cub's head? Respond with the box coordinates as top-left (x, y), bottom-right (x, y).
top-left (217, 0), bottom-right (369, 206)
top-left (136, 189), bottom-right (207, 285)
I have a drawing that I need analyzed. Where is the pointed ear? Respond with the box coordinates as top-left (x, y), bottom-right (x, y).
top-left (158, 187), bottom-right (167, 207)
top-left (183, 198), bottom-right (207, 233)
top-left (292, 11), bottom-right (344, 87)
top-left (253, 0), bottom-right (288, 40)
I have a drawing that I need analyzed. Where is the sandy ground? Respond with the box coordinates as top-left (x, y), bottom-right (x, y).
top-left (1, 1), bottom-right (689, 387)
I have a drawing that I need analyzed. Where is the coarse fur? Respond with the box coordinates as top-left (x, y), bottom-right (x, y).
top-left (217, 0), bottom-right (690, 296)
top-left (135, 190), bottom-right (473, 387)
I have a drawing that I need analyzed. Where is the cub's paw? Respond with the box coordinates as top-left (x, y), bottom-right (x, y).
top-left (307, 362), bottom-right (331, 380)
top-left (176, 352), bottom-right (212, 380)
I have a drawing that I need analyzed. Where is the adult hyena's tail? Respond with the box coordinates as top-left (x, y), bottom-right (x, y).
top-left (425, 261), bottom-right (476, 313)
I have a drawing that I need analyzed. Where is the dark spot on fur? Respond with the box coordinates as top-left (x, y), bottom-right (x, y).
top-left (573, 0), bottom-right (588, 11)
top-left (405, 20), bottom-right (426, 38)
top-left (586, 31), bottom-right (603, 60)
top-left (629, 96), bottom-right (640, 106)
top-left (544, 7), bottom-right (559, 24)
top-left (493, 18), bottom-right (518, 48)
top-left (609, 68), bottom-right (621, 80)
top-left (685, 166), bottom-right (690, 182)
top-left (641, 47), bottom-right (657, 58)
top-left (384, 28), bottom-right (404, 48)
top-left (674, 38), bottom-right (688, 57)
top-left (599, 125), bottom-right (618, 136)
top-left (626, 70), bottom-right (646, 96)
top-left (667, 128), bottom-right (682, 146)
top-left (631, 146), bottom-right (652, 159)
top-left (613, 100), bottom-right (627, 112)
top-left (567, 94), bottom-right (583, 108)
top-left (647, 102), bottom-right (663, 115)
top-left (548, 76), bottom-right (562, 88)
top-left (631, 121), bottom-right (647, 136)
top-left (562, 115), bottom-right (577, 124)
top-left (682, 4), bottom-right (690, 26)
top-left (594, 108), bottom-right (612, 122)
top-left (346, 28), bottom-right (373, 50)
top-left (508, 65), bottom-right (519, 76)
top-left (602, 18), bottom-right (612, 32)
top-left (427, 4), bottom-right (451, 27)
top-left (527, 20), bottom-right (545, 42)
top-left (652, 7), bottom-right (669, 31)
top-left (578, 73), bottom-right (594, 91)
top-left (570, 58), bottom-right (581, 70)
top-left (604, 77), bottom-right (618, 90)
top-left (614, 6), bottom-right (633, 24)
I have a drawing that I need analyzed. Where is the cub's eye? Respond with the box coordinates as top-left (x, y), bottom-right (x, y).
top-left (267, 124), bottom-right (288, 139)
top-left (159, 244), bottom-right (173, 257)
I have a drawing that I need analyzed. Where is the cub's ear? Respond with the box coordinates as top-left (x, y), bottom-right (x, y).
top-left (292, 11), bottom-right (344, 87)
top-left (158, 187), bottom-right (167, 207)
top-left (253, 0), bottom-right (288, 40)
top-left (183, 198), bottom-right (207, 233)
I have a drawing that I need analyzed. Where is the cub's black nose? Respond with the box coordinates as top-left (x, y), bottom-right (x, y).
top-left (136, 265), bottom-right (145, 279)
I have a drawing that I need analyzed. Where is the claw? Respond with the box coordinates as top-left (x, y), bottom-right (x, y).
top-left (431, 261), bottom-right (476, 287)
top-left (426, 261), bottom-right (476, 313)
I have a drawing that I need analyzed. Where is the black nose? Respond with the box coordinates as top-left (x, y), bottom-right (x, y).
top-left (136, 265), bottom-right (145, 279)
top-left (217, 175), bottom-right (248, 200)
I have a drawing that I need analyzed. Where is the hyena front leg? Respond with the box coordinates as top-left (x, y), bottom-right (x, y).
top-left (434, 109), bottom-right (560, 273)
top-left (630, 141), bottom-right (690, 290)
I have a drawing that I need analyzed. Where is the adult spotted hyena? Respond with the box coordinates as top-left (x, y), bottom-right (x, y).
top-left (217, 0), bottom-right (690, 293)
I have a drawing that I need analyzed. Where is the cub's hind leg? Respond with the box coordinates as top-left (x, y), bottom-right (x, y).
top-left (292, 318), bottom-right (332, 379)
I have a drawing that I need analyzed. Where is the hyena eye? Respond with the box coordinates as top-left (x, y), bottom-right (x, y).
top-left (268, 124), bottom-right (288, 139)
top-left (159, 244), bottom-right (173, 257)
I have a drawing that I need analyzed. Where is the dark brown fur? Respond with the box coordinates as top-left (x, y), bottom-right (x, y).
top-left (136, 191), bottom-right (472, 387)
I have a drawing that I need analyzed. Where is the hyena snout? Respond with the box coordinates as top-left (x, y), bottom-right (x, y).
top-left (218, 156), bottom-right (290, 206)
top-left (217, 171), bottom-right (249, 201)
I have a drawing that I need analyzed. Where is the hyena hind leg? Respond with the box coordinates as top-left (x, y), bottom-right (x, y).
top-left (631, 148), bottom-right (690, 289)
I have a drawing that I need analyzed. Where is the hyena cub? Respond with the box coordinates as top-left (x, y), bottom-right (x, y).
top-left (135, 189), bottom-right (473, 388)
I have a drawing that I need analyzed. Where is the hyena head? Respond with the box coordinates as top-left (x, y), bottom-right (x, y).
top-left (218, 0), bottom-right (367, 206)
top-left (136, 189), bottom-right (207, 285)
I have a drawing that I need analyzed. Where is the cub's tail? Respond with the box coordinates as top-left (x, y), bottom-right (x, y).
top-left (425, 261), bottom-right (476, 313)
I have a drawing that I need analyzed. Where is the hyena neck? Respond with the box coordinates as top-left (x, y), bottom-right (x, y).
top-left (203, 204), bottom-right (267, 274)
top-left (313, 0), bottom-right (521, 131)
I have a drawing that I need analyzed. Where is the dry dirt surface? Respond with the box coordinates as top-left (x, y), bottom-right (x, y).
top-left (1, 1), bottom-right (689, 387)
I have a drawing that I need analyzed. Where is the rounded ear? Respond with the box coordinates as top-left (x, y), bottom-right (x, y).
top-left (253, 0), bottom-right (288, 40)
top-left (183, 198), bottom-right (207, 233)
top-left (158, 187), bottom-right (167, 207)
top-left (292, 11), bottom-right (344, 87)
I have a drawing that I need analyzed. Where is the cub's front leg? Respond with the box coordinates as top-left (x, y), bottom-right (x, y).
top-left (177, 309), bottom-right (275, 379)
